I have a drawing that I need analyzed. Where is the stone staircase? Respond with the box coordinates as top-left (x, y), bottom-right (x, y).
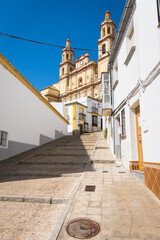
top-left (90, 132), bottom-right (116, 164)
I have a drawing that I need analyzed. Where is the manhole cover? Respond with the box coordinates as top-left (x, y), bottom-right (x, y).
top-left (66, 219), bottom-right (100, 239)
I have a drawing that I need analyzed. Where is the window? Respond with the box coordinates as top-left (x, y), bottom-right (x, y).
top-left (78, 77), bottom-right (83, 86)
top-left (102, 44), bottom-right (106, 54)
top-left (80, 60), bottom-right (83, 65)
top-left (67, 78), bottom-right (69, 87)
top-left (121, 109), bottom-right (126, 136)
top-left (62, 67), bottom-right (64, 76)
top-left (70, 67), bottom-right (73, 72)
top-left (157, 0), bottom-right (160, 26)
top-left (113, 61), bottom-right (119, 90)
top-left (102, 27), bottom-right (105, 37)
top-left (66, 54), bottom-right (69, 60)
top-left (92, 115), bottom-right (98, 127)
top-left (124, 20), bottom-right (136, 66)
top-left (0, 131), bottom-right (8, 147)
top-left (107, 26), bottom-right (110, 34)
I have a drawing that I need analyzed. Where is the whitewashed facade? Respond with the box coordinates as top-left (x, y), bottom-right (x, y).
top-left (0, 54), bottom-right (68, 161)
top-left (107, 0), bottom-right (160, 199)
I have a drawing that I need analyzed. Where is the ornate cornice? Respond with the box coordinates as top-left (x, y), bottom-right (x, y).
top-left (97, 35), bottom-right (115, 45)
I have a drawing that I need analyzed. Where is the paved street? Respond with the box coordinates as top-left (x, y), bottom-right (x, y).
top-left (0, 132), bottom-right (160, 240)
top-left (0, 133), bottom-right (99, 240)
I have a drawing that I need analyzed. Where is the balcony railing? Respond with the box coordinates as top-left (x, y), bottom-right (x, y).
top-left (92, 107), bottom-right (98, 114)
top-left (79, 113), bottom-right (86, 120)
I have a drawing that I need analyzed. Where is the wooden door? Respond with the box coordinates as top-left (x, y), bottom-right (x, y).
top-left (136, 106), bottom-right (144, 170)
top-left (79, 124), bottom-right (83, 134)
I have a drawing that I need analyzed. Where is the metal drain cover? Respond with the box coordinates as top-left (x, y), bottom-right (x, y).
top-left (66, 218), bottom-right (100, 239)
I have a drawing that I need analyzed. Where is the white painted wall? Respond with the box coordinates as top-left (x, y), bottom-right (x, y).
top-left (77, 97), bottom-right (102, 132)
top-left (51, 102), bottom-right (67, 119)
top-left (0, 63), bottom-right (68, 161)
top-left (109, 0), bottom-right (160, 169)
top-left (66, 105), bottom-right (73, 134)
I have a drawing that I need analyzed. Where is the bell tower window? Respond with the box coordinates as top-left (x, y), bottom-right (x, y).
top-left (66, 53), bottom-right (69, 60)
top-left (102, 28), bottom-right (105, 37)
top-left (102, 44), bottom-right (106, 54)
top-left (62, 67), bottom-right (64, 76)
top-left (107, 26), bottom-right (110, 34)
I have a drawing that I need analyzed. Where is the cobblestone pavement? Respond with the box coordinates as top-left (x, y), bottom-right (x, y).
top-left (0, 132), bottom-right (99, 240)
top-left (58, 134), bottom-right (160, 240)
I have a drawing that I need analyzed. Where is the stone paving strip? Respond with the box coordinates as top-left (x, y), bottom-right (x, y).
top-left (0, 132), bottom-right (100, 240)
top-left (57, 163), bottom-right (160, 240)
top-left (57, 133), bottom-right (160, 240)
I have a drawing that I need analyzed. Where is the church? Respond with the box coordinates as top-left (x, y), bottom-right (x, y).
top-left (41, 11), bottom-right (116, 103)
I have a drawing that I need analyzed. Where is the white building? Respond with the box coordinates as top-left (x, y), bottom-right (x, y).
top-left (106, 0), bottom-right (160, 199)
top-left (57, 96), bottom-right (103, 135)
top-left (0, 53), bottom-right (68, 161)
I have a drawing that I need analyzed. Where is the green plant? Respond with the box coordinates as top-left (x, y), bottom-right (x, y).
top-left (104, 128), bottom-right (107, 138)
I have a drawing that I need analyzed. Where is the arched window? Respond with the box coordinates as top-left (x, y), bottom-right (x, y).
top-left (78, 77), bottom-right (83, 86)
top-left (62, 54), bottom-right (65, 62)
top-left (70, 67), bottom-right (73, 72)
top-left (62, 67), bottom-right (64, 76)
top-left (102, 44), bottom-right (106, 54)
top-left (107, 26), bottom-right (110, 34)
top-left (102, 28), bottom-right (105, 37)
top-left (66, 53), bottom-right (69, 60)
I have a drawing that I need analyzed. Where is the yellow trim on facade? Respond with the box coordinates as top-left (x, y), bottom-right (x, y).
top-left (87, 111), bottom-right (102, 117)
top-left (73, 103), bottom-right (76, 130)
top-left (0, 53), bottom-right (68, 125)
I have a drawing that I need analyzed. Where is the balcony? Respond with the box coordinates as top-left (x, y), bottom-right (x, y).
top-left (92, 107), bottom-right (98, 114)
top-left (79, 113), bottom-right (86, 121)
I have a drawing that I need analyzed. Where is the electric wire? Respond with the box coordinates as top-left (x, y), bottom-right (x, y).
top-left (0, 32), bottom-right (102, 52)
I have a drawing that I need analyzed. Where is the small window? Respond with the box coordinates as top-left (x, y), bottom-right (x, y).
top-left (70, 67), bottom-right (73, 72)
top-left (102, 44), bottom-right (106, 54)
top-left (66, 54), bottom-right (69, 60)
top-left (67, 78), bottom-right (69, 87)
top-left (78, 77), bottom-right (83, 86)
top-left (62, 67), bottom-right (64, 76)
top-left (0, 131), bottom-right (8, 147)
top-left (102, 28), bottom-right (105, 37)
top-left (121, 109), bottom-right (126, 136)
top-left (107, 26), bottom-right (110, 34)
top-left (157, 0), bottom-right (160, 26)
top-left (92, 116), bottom-right (98, 127)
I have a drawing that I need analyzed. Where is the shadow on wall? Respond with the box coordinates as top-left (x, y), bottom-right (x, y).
top-left (55, 130), bottom-right (65, 139)
top-left (39, 134), bottom-right (54, 145)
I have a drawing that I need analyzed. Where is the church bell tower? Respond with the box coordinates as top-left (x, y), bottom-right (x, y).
top-left (97, 10), bottom-right (116, 78)
top-left (59, 38), bottom-right (75, 97)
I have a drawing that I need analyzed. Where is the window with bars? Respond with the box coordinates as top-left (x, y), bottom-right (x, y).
top-left (92, 115), bottom-right (98, 127)
top-left (121, 109), bottom-right (126, 136)
top-left (0, 131), bottom-right (8, 147)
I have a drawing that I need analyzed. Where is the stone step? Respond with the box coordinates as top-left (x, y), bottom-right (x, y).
top-left (0, 195), bottom-right (68, 204)
top-left (95, 147), bottom-right (109, 149)
top-left (132, 170), bottom-right (144, 183)
top-left (37, 153), bottom-right (91, 156)
top-left (91, 159), bottom-right (116, 164)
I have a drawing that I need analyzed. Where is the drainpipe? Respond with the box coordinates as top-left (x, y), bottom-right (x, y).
top-left (109, 63), bottom-right (115, 155)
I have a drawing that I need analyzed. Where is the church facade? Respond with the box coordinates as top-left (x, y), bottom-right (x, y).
top-left (41, 11), bottom-right (116, 103)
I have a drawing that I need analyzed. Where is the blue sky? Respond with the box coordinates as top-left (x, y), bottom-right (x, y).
top-left (0, 0), bottom-right (126, 91)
